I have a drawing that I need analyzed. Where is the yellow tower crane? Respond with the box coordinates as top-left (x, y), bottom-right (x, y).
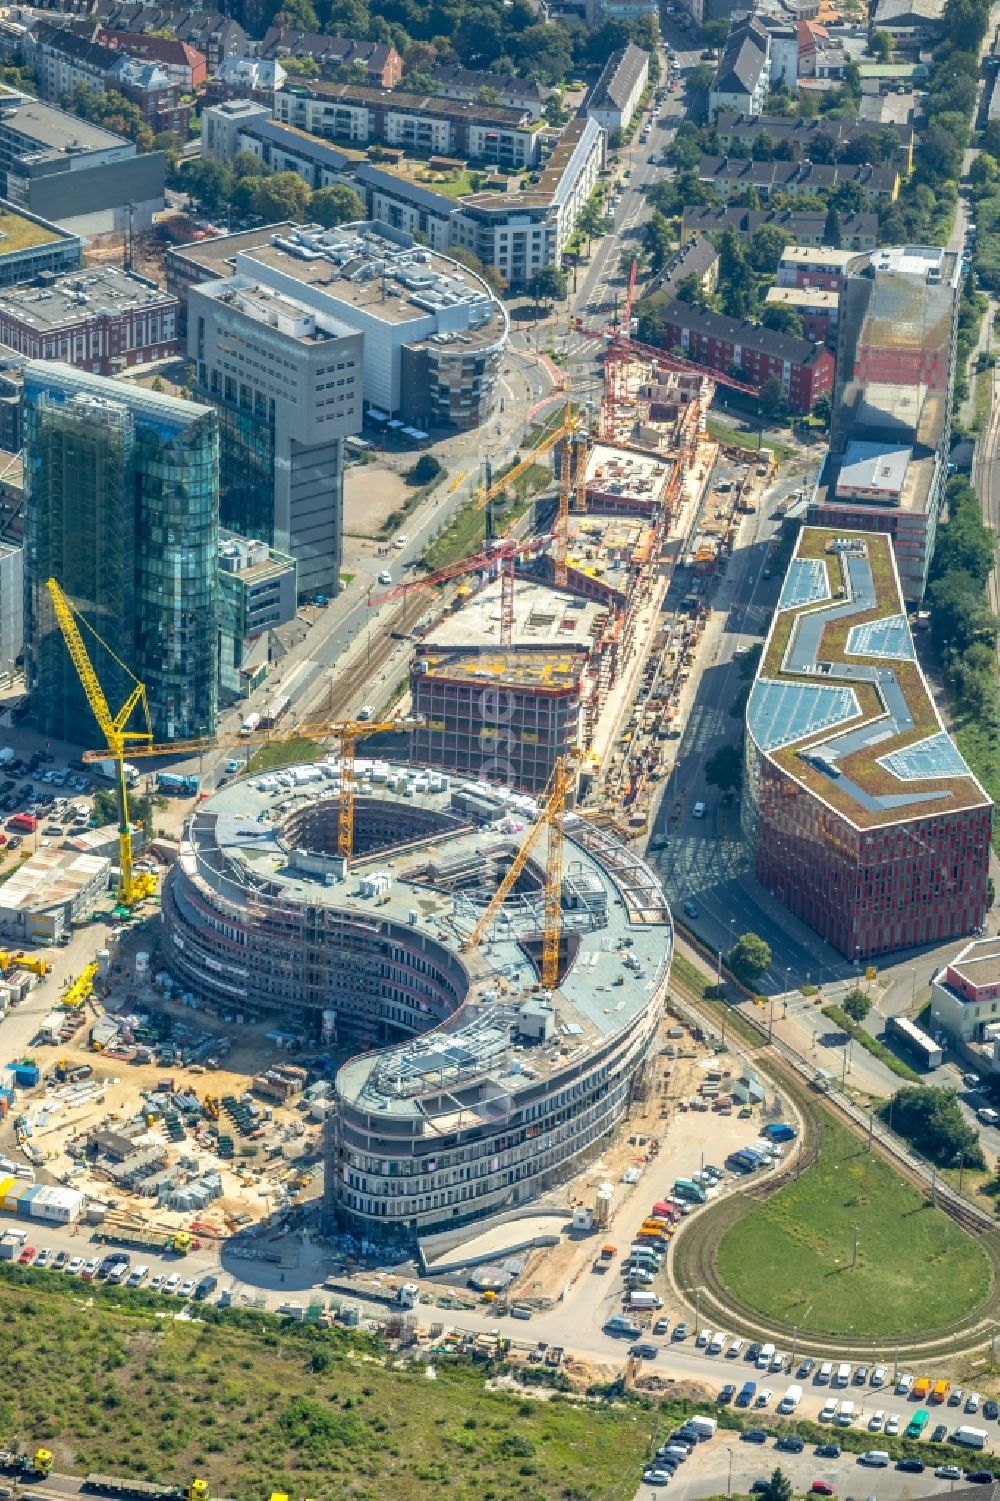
top-left (91, 711), bottom-right (424, 867)
top-left (46, 578), bottom-right (154, 906)
top-left (461, 756), bottom-right (574, 991)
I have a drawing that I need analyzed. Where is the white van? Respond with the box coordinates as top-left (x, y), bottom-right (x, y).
top-left (756, 1342), bottom-right (776, 1370)
top-left (357, 705), bottom-right (376, 721)
top-left (819, 1399), bottom-right (839, 1423)
top-left (835, 1363), bottom-right (851, 1387)
top-left (817, 1361), bottom-right (834, 1385)
top-left (693, 801), bottom-right (706, 818)
top-left (837, 1401), bottom-right (855, 1427)
top-left (709, 1331), bottom-right (726, 1354)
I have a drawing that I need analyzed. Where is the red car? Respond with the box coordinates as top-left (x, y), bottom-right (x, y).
top-left (18, 1246), bottom-right (35, 1264)
top-left (811, 1484), bottom-right (834, 1496)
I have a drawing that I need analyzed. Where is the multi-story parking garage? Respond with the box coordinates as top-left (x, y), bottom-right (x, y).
top-left (162, 761), bottom-right (673, 1242)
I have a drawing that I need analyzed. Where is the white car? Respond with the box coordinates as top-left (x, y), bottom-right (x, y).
top-left (65, 1256), bottom-right (83, 1274)
top-left (34, 1247), bottom-right (50, 1267)
top-left (696, 1329), bottom-right (711, 1347)
top-left (868, 1410), bottom-right (885, 1431)
top-left (178, 1279), bottom-right (195, 1298)
top-left (885, 1415), bottom-right (900, 1436)
top-left (149, 1274), bottom-right (165, 1292)
top-left (896, 1373), bottom-right (913, 1395)
top-left (871, 1365), bottom-right (887, 1387)
top-left (377, 570), bottom-right (392, 585)
top-left (754, 1389), bottom-right (773, 1408)
top-left (770, 1351), bottom-right (784, 1372)
top-left (393, 533), bottom-right (407, 549)
top-left (163, 1273), bottom-right (180, 1294)
top-left (966, 1392), bottom-right (981, 1413)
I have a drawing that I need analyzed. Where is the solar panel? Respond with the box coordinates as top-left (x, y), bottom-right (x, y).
top-left (879, 731), bottom-right (972, 782)
top-left (846, 612), bottom-right (915, 661)
top-left (748, 680), bottom-right (860, 752)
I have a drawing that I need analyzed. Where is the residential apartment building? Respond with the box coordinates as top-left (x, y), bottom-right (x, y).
top-left (763, 285), bottom-right (838, 342)
top-left (205, 55), bottom-right (285, 105)
top-left (586, 43), bottom-right (649, 133)
top-left (698, 155), bottom-right (900, 203)
top-left (807, 244), bottom-right (961, 602)
top-left (776, 244), bottom-right (857, 291)
top-left (0, 90), bottom-right (164, 242)
top-left (67, 3), bottom-right (248, 71)
top-left (23, 363), bottom-right (219, 742)
top-left (709, 17), bottom-right (770, 116)
top-left (745, 527), bottom-right (991, 959)
top-left (712, 109), bottom-right (913, 172)
top-left (653, 234), bottom-right (719, 298)
top-left (23, 21), bottom-right (190, 133)
top-left (257, 27), bottom-right (401, 88)
top-left (189, 272), bottom-right (362, 601)
top-left (430, 67), bottom-right (549, 121)
top-left (681, 205), bottom-right (878, 251)
top-left (88, 28), bottom-right (207, 89)
top-left (656, 298), bottom-right (835, 412)
top-left (203, 101), bottom-right (349, 190)
top-left (355, 165), bottom-right (457, 252)
top-left (272, 80), bottom-right (542, 169)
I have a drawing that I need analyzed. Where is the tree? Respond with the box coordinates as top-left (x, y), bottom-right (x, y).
top-left (718, 229), bottom-right (756, 319)
top-left (252, 171), bottom-right (310, 221)
top-left (543, 92), bottom-right (568, 127)
top-left (310, 184), bottom-right (364, 227)
top-left (760, 375), bottom-right (789, 421)
top-left (808, 129), bottom-right (837, 164)
top-left (812, 393), bottom-right (832, 428)
top-left (179, 157), bottom-right (233, 214)
top-left (675, 272), bottom-right (708, 306)
top-left (761, 303), bottom-right (804, 338)
top-left (869, 28), bottom-right (892, 60)
top-left (689, 63), bottom-right (715, 92)
top-left (727, 932), bottom-right (772, 987)
top-left (232, 149), bottom-right (271, 180)
top-left (446, 245), bottom-right (507, 296)
top-left (970, 151), bottom-right (1000, 187)
top-left (643, 211), bottom-right (674, 272)
top-left (842, 987), bottom-right (872, 1024)
top-left (763, 1470), bottom-right (793, 1501)
top-left (880, 1085), bottom-right (986, 1169)
top-left (527, 265), bottom-right (567, 312)
top-left (406, 453), bottom-right (443, 486)
top-left (511, 22), bottom-right (572, 83)
top-left (704, 743), bottom-right (742, 792)
top-left (823, 204), bottom-right (841, 248)
top-left (748, 224), bottom-right (793, 274)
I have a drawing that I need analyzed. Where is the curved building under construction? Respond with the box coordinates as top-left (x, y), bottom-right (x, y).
top-left (162, 760), bottom-right (673, 1241)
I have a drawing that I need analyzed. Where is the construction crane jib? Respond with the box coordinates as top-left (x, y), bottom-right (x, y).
top-left (462, 756), bottom-right (574, 990)
top-left (85, 712), bottom-right (425, 867)
top-left (46, 578), bottom-right (154, 907)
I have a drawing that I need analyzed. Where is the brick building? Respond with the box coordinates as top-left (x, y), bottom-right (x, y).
top-left (656, 299), bottom-right (834, 413)
top-left (0, 266), bottom-right (178, 372)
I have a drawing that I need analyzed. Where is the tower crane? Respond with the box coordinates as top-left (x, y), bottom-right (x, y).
top-left (46, 578), bottom-right (154, 906)
top-left (367, 534), bottom-right (548, 645)
top-left (462, 755), bottom-right (574, 991)
top-left (85, 712), bottom-right (425, 867)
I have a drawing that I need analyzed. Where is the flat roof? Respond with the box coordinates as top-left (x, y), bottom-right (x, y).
top-left (944, 937), bottom-right (1000, 993)
top-left (168, 221), bottom-right (294, 277)
top-left (0, 204), bottom-right (65, 253)
top-left (0, 267), bottom-right (174, 331)
top-left (424, 578), bottom-right (606, 656)
top-left (0, 846), bottom-right (109, 913)
top-left (747, 527), bottom-right (991, 829)
top-left (194, 273), bottom-right (355, 344)
top-left (0, 91), bottom-right (128, 153)
top-left (780, 245), bottom-right (859, 268)
top-left (765, 286), bottom-right (840, 310)
top-left (566, 511), bottom-right (656, 578)
top-left (837, 439), bottom-right (912, 498)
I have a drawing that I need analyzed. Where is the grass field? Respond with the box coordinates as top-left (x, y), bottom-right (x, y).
top-left (0, 1272), bottom-right (656, 1500)
top-left (705, 416), bottom-right (795, 461)
top-left (715, 1113), bottom-right (992, 1339)
top-left (246, 737), bottom-right (322, 773)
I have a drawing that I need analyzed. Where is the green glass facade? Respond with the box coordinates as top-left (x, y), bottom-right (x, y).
top-left (24, 364), bottom-right (219, 743)
top-left (215, 403), bottom-right (276, 546)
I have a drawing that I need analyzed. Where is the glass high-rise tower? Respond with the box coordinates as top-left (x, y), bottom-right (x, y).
top-left (23, 362), bottom-right (219, 743)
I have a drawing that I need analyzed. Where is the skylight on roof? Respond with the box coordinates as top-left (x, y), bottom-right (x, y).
top-left (778, 558), bottom-right (830, 611)
top-left (846, 612), bottom-right (915, 661)
top-left (878, 731), bottom-right (972, 783)
top-left (748, 680), bottom-right (860, 752)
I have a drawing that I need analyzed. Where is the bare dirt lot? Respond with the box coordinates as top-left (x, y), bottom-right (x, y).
top-left (344, 464), bottom-right (411, 540)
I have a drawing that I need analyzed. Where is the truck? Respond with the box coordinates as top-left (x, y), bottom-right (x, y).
top-left (240, 712), bottom-right (262, 737)
top-left (953, 1427), bottom-right (988, 1449)
top-left (593, 1244), bottom-right (617, 1273)
top-left (778, 1385), bottom-right (803, 1414)
top-left (685, 1415), bottom-right (717, 1440)
top-left (756, 1342), bottom-right (776, 1370)
top-left (156, 772), bottom-right (199, 797)
top-left (736, 1380), bottom-right (757, 1408)
top-left (95, 759), bottom-right (139, 787)
top-left (627, 1290), bottom-right (663, 1310)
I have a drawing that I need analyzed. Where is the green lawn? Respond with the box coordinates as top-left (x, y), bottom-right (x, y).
top-left (705, 416), bottom-right (795, 461)
top-left (715, 1113), bottom-right (992, 1339)
top-left (246, 737), bottom-right (322, 773)
top-left (0, 1272), bottom-right (655, 1500)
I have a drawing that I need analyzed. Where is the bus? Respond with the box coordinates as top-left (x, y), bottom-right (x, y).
top-left (887, 1014), bottom-right (943, 1070)
top-left (673, 1178), bottom-right (707, 1204)
top-left (905, 1408), bottom-right (930, 1439)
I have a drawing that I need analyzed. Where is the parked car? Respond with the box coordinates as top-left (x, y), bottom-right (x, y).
top-left (932, 1425), bottom-right (949, 1443)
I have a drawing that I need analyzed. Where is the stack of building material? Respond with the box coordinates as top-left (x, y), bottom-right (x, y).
top-left (253, 1064), bottom-right (307, 1102)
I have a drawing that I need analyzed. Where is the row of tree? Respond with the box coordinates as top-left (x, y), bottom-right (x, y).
top-left (178, 152), bottom-right (365, 229)
top-left (927, 473), bottom-right (999, 725)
